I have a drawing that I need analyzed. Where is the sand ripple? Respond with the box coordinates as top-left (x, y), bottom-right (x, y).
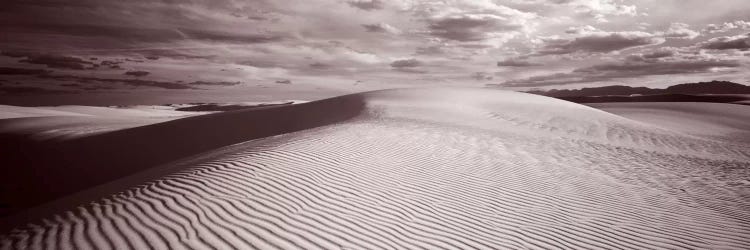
top-left (3, 88), bottom-right (749, 249)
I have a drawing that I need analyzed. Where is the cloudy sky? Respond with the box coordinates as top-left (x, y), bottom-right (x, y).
top-left (1, 0), bottom-right (750, 103)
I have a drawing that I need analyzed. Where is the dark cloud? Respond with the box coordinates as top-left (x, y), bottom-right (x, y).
top-left (22, 55), bottom-right (95, 70)
top-left (0, 51), bottom-right (31, 58)
top-left (100, 60), bottom-right (123, 69)
top-left (390, 58), bottom-right (422, 68)
top-left (623, 48), bottom-right (678, 62)
top-left (347, 0), bottom-right (384, 11)
top-left (124, 71), bottom-right (150, 77)
top-left (641, 50), bottom-right (675, 59)
top-left (497, 59), bottom-right (541, 67)
top-left (0, 86), bottom-right (75, 94)
top-left (504, 59), bottom-right (741, 87)
top-left (2, 52), bottom-right (96, 70)
top-left (536, 32), bottom-right (664, 55)
top-left (427, 14), bottom-right (523, 42)
top-left (189, 81), bottom-right (241, 86)
top-left (699, 33), bottom-right (750, 50)
top-left (180, 29), bottom-right (283, 44)
top-left (0, 67), bottom-right (52, 75)
top-left (59, 83), bottom-right (82, 88)
top-left (1, 22), bottom-right (283, 52)
top-left (37, 75), bottom-right (196, 90)
top-left (131, 49), bottom-right (214, 60)
top-left (309, 62), bottom-right (332, 69)
top-left (275, 79), bottom-right (292, 84)
top-left (240, 60), bottom-right (281, 68)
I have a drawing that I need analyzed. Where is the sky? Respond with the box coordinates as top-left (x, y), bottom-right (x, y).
top-left (1, 0), bottom-right (750, 104)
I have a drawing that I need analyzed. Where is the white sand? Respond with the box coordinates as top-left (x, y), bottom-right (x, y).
top-left (589, 102), bottom-right (750, 144)
top-left (2, 88), bottom-right (749, 249)
top-left (0, 105), bottom-right (208, 140)
top-left (0, 105), bottom-right (202, 119)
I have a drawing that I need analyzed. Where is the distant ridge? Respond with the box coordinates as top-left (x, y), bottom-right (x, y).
top-left (525, 81), bottom-right (750, 105)
top-left (526, 81), bottom-right (750, 97)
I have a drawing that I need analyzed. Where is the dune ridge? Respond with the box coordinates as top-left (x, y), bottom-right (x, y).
top-left (2, 88), bottom-right (750, 249)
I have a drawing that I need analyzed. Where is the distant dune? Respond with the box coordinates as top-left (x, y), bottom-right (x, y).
top-left (527, 80), bottom-right (750, 97)
top-left (2, 88), bottom-right (750, 249)
top-left (557, 93), bottom-right (750, 105)
top-left (526, 80), bottom-right (750, 105)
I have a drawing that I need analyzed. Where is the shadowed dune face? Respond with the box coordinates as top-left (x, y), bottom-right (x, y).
top-left (2, 88), bottom-right (750, 249)
top-left (0, 95), bottom-right (365, 217)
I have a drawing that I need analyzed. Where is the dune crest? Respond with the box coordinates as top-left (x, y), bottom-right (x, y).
top-left (2, 88), bottom-right (749, 249)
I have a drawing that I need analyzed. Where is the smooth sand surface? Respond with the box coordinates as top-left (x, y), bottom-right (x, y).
top-left (0, 105), bottom-right (209, 140)
top-left (2, 88), bottom-right (749, 249)
top-left (0, 105), bottom-right (200, 120)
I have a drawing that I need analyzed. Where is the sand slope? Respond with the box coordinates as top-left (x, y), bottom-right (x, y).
top-left (589, 102), bottom-right (750, 144)
top-left (0, 105), bottom-right (209, 140)
top-left (2, 88), bottom-right (750, 249)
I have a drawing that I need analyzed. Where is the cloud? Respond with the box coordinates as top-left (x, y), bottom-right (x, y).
top-left (239, 60), bottom-right (281, 69)
top-left (497, 58), bottom-right (542, 67)
top-left (565, 25), bottom-right (598, 34)
top-left (4, 23), bottom-right (283, 47)
top-left (100, 60), bottom-right (123, 69)
top-left (2, 52), bottom-right (96, 70)
top-left (414, 1), bottom-right (534, 47)
top-left (390, 58), bottom-right (422, 68)
top-left (698, 33), bottom-right (750, 50)
top-left (309, 62), bottom-right (333, 69)
top-left (414, 46), bottom-right (445, 55)
top-left (390, 58), bottom-right (426, 73)
top-left (625, 49), bottom-right (676, 61)
top-left (347, 0), bottom-right (385, 11)
top-left (0, 67), bottom-right (52, 75)
top-left (124, 71), bottom-right (150, 77)
top-left (37, 75), bottom-right (197, 90)
top-left (426, 14), bottom-right (526, 42)
top-left (362, 23), bottom-right (401, 34)
top-left (663, 23), bottom-right (699, 39)
top-left (535, 31), bottom-right (664, 55)
top-left (1, 0), bottom-right (749, 93)
top-left (703, 20), bottom-right (750, 33)
top-left (179, 29), bottom-right (283, 44)
top-left (504, 58), bottom-right (741, 87)
top-left (189, 81), bottom-right (242, 86)
top-left (471, 72), bottom-right (494, 81)
top-left (546, 0), bottom-right (637, 22)
top-left (0, 86), bottom-right (75, 95)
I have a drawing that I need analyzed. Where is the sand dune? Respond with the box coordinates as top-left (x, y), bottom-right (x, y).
top-left (0, 95), bottom-right (363, 218)
top-left (2, 88), bottom-right (750, 249)
top-left (0, 105), bottom-right (209, 140)
top-left (589, 102), bottom-right (750, 144)
top-left (0, 105), bottom-right (201, 120)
